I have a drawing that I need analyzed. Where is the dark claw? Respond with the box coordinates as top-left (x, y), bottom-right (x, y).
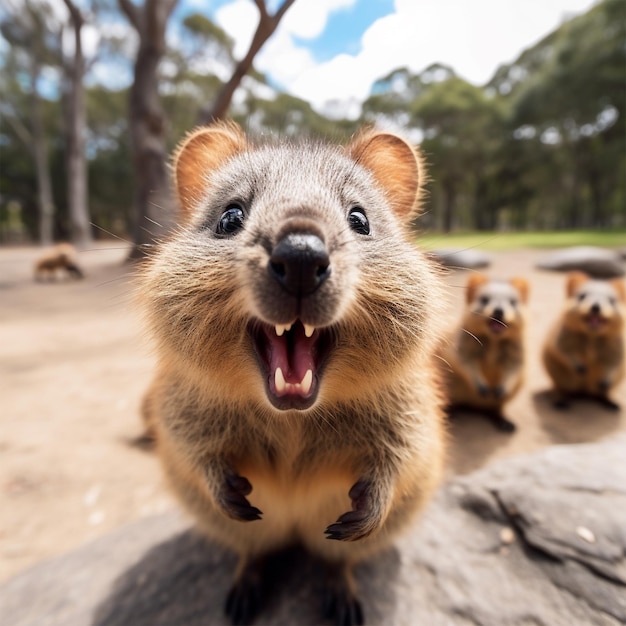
top-left (553, 397), bottom-right (570, 410)
top-left (325, 479), bottom-right (374, 541)
top-left (493, 385), bottom-right (505, 400)
top-left (219, 472), bottom-right (262, 522)
top-left (597, 397), bottom-right (620, 412)
top-left (490, 414), bottom-right (516, 433)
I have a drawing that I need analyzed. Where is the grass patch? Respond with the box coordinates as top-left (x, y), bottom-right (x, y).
top-left (418, 230), bottom-right (626, 251)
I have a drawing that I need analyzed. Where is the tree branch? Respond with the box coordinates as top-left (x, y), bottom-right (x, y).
top-left (118, 0), bottom-right (141, 32)
top-left (272, 0), bottom-right (296, 24)
top-left (62, 0), bottom-right (84, 29)
top-left (202, 0), bottom-right (297, 122)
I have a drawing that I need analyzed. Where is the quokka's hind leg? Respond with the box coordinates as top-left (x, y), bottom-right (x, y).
top-left (592, 394), bottom-right (620, 412)
top-left (322, 561), bottom-right (364, 626)
top-left (225, 553), bottom-right (269, 626)
top-left (66, 263), bottom-right (84, 279)
top-left (484, 409), bottom-right (516, 433)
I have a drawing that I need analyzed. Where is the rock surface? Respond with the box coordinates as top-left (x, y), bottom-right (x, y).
top-left (536, 246), bottom-right (625, 278)
top-left (2, 434), bottom-right (625, 626)
top-left (427, 248), bottom-right (492, 270)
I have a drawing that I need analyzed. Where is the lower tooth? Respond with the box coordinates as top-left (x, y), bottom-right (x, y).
top-left (300, 369), bottom-right (313, 395)
top-left (275, 367), bottom-right (286, 394)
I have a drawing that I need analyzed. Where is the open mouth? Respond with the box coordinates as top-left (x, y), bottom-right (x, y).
top-left (585, 313), bottom-right (606, 331)
top-left (248, 319), bottom-right (333, 410)
top-left (487, 318), bottom-right (507, 334)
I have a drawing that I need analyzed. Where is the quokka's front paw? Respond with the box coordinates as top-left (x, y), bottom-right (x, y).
top-left (492, 385), bottom-right (506, 400)
top-left (476, 381), bottom-right (489, 397)
top-left (217, 471), bottom-right (263, 522)
top-left (325, 479), bottom-right (383, 542)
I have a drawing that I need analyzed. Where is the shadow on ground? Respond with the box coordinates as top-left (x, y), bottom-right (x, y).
top-left (532, 390), bottom-right (623, 444)
top-left (92, 530), bottom-right (399, 626)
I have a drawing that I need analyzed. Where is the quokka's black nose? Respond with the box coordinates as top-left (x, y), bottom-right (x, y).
top-left (269, 233), bottom-right (331, 296)
top-left (492, 307), bottom-right (504, 320)
top-left (590, 303), bottom-right (601, 315)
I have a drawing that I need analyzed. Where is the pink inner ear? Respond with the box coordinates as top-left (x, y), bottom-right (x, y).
top-left (350, 132), bottom-right (421, 219)
top-left (174, 126), bottom-right (245, 214)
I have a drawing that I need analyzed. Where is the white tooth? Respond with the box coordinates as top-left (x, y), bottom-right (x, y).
top-left (300, 369), bottom-right (313, 395)
top-left (275, 323), bottom-right (293, 336)
top-left (304, 324), bottom-right (315, 338)
top-left (274, 367), bottom-right (286, 394)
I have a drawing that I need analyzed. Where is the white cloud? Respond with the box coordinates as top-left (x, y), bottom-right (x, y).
top-left (215, 0), bottom-right (356, 94)
top-left (281, 0), bottom-right (597, 112)
top-left (280, 0), bottom-right (356, 40)
top-left (214, 0), bottom-right (259, 60)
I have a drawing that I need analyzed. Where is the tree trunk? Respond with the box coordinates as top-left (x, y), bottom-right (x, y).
top-left (127, 38), bottom-right (174, 257)
top-left (442, 181), bottom-right (456, 233)
top-left (30, 56), bottom-right (55, 246)
top-left (201, 0), bottom-right (296, 123)
top-left (119, 0), bottom-right (179, 259)
top-left (63, 0), bottom-right (92, 247)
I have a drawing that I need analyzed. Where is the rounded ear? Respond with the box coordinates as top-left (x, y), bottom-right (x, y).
top-left (509, 277), bottom-right (529, 304)
top-left (566, 271), bottom-right (589, 298)
top-left (611, 278), bottom-right (626, 302)
top-left (466, 273), bottom-right (489, 304)
top-left (349, 130), bottom-right (423, 219)
top-left (173, 122), bottom-right (246, 216)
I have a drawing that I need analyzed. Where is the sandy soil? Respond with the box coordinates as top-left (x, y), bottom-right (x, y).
top-left (1, 242), bottom-right (624, 584)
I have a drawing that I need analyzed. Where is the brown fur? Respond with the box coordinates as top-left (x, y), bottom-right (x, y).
top-left (542, 272), bottom-right (625, 410)
top-left (439, 274), bottom-right (529, 431)
top-left (34, 243), bottom-right (84, 281)
top-left (138, 122), bottom-right (446, 624)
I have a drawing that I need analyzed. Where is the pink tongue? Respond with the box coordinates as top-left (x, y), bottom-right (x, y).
top-left (489, 319), bottom-right (505, 333)
top-left (588, 314), bottom-right (603, 329)
top-left (266, 324), bottom-right (316, 384)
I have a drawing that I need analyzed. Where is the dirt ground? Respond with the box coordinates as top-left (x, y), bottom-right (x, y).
top-left (1, 241), bottom-right (624, 584)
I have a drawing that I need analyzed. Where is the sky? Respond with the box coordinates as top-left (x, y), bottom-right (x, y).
top-left (2, 0), bottom-right (599, 116)
top-left (185, 0), bottom-right (598, 115)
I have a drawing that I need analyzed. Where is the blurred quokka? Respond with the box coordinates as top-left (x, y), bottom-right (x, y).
top-left (543, 271), bottom-right (625, 411)
top-left (34, 243), bottom-right (84, 281)
top-left (440, 273), bottom-right (529, 432)
top-left (138, 122), bottom-right (446, 626)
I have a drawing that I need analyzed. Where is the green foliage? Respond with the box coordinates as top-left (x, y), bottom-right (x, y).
top-left (0, 0), bottom-right (623, 241)
top-left (418, 229), bottom-right (626, 251)
top-left (182, 13), bottom-right (234, 61)
top-left (235, 92), bottom-right (359, 140)
top-left (363, 0), bottom-right (625, 232)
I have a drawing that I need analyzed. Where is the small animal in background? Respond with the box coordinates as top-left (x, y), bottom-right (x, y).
top-left (34, 243), bottom-right (84, 281)
top-left (440, 273), bottom-right (529, 432)
top-left (542, 272), bottom-right (625, 411)
top-left (139, 122), bottom-right (446, 626)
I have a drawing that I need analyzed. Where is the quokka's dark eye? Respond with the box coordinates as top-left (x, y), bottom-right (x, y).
top-left (479, 296), bottom-right (489, 307)
top-left (217, 204), bottom-right (245, 236)
top-left (348, 207), bottom-right (370, 235)
top-left (577, 293), bottom-right (586, 302)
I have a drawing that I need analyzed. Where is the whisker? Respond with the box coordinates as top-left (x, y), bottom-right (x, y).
top-left (461, 328), bottom-right (483, 346)
top-left (90, 222), bottom-right (132, 244)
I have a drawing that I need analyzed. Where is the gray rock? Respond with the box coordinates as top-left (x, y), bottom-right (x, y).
top-left (536, 246), bottom-right (625, 278)
top-left (427, 248), bottom-right (492, 270)
top-left (2, 435), bottom-right (625, 626)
